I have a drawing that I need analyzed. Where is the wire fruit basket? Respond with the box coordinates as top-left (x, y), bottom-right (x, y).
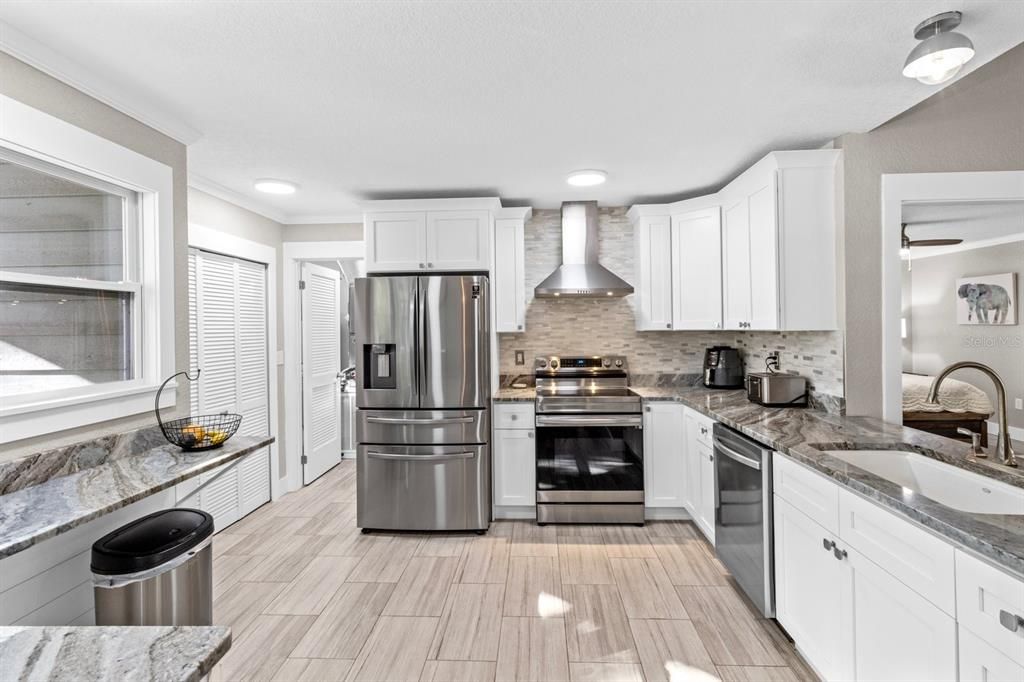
top-left (155, 370), bottom-right (242, 451)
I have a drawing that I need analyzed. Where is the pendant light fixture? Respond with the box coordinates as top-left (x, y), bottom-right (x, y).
top-left (903, 11), bottom-right (975, 85)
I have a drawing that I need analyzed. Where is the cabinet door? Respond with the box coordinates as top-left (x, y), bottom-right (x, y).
top-left (494, 428), bottom-right (536, 507)
top-left (696, 441), bottom-right (716, 542)
top-left (747, 178), bottom-right (780, 329)
top-left (959, 626), bottom-right (1024, 682)
top-left (425, 210), bottom-right (490, 271)
top-left (635, 216), bottom-right (674, 330)
top-left (494, 218), bottom-right (525, 332)
top-left (671, 207), bottom-right (722, 330)
top-left (842, 545), bottom-right (957, 682)
top-left (773, 496), bottom-right (845, 681)
top-left (682, 412), bottom-right (699, 513)
top-left (721, 196), bottom-right (752, 330)
top-left (643, 403), bottom-right (686, 507)
top-left (366, 212), bottom-right (427, 272)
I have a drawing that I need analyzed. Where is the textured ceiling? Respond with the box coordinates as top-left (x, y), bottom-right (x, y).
top-left (1, 1), bottom-right (1022, 221)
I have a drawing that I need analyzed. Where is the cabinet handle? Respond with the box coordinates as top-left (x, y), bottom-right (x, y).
top-left (823, 538), bottom-right (835, 552)
top-left (527, 432), bottom-right (534, 439)
top-left (833, 546), bottom-right (848, 561)
top-left (510, 414), bottom-right (517, 420)
top-left (517, 325), bottom-right (523, 330)
top-left (427, 262), bottom-right (434, 268)
top-left (645, 406), bottom-right (651, 412)
top-left (666, 323), bottom-right (671, 329)
top-left (999, 609), bottom-right (1024, 633)
top-left (419, 263), bottom-right (426, 269)
top-left (708, 454), bottom-right (714, 462)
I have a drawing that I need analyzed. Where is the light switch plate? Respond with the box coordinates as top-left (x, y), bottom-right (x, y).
top-left (1015, 398), bottom-right (1023, 410)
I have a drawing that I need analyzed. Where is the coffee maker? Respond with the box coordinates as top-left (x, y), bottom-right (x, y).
top-left (703, 346), bottom-right (744, 389)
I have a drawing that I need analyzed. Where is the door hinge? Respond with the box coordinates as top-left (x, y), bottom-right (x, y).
top-left (299, 280), bottom-right (306, 290)
top-left (301, 455), bottom-right (308, 464)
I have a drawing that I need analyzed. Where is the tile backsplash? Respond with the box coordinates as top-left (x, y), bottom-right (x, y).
top-left (497, 207), bottom-right (845, 398)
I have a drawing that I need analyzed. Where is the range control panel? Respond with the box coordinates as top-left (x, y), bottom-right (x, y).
top-left (534, 355), bottom-right (628, 374)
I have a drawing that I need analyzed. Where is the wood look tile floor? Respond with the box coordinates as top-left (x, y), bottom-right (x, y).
top-left (210, 460), bottom-right (818, 682)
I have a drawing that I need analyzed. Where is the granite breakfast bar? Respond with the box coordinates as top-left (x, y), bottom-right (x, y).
top-left (495, 383), bottom-right (1024, 576)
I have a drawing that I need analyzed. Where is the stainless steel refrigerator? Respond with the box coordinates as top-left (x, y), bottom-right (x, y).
top-left (354, 274), bottom-right (490, 531)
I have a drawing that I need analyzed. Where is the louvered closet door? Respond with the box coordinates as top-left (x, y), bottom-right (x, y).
top-left (183, 249), bottom-right (271, 531)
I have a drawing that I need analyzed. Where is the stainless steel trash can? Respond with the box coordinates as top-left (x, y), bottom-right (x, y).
top-left (92, 508), bottom-right (214, 626)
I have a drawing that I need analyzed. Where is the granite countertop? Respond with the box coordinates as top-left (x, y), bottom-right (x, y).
top-left (493, 384), bottom-right (1024, 576)
top-left (493, 386), bottom-right (537, 402)
top-left (0, 435), bottom-right (274, 559)
top-left (0, 625), bottom-right (230, 682)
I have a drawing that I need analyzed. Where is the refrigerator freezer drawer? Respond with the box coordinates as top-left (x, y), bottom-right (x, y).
top-left (357, 409), bottom-right (489, 445)
top-left (357, 444), bottom-right (490, 531)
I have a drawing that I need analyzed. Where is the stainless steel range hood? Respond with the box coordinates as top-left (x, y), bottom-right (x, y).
top-left (534, 201), bottom-right (633, 298)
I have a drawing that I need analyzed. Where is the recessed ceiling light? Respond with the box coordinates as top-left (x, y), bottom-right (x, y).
top-left (902, 11), bottom-right (975, 85)
top-left (567, 170), bottom-right (607, 187)
top-left (254, 178), bottom-right (298, 195)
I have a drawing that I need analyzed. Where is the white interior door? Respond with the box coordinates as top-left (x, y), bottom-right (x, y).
top-left (302, 262), bottom-right (342, 484)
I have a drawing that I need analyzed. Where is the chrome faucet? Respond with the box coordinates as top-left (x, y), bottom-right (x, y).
top-left (927, 362), bottom-right (1017, 467)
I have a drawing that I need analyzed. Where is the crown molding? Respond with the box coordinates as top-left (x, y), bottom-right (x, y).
top-left (0, 20), bottom-right (202, 145)
top-left (188, 174), bottom-right (289, 224)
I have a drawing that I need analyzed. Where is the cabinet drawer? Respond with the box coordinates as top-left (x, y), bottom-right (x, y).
top-left (493, 404), bottom-right (535, 429)
top-left (956, 550), bottom-right (1024, 666)
top-left (959, 625), bottom-right (1024, 681)
top-left (838, 488), bottom-right (954, 615)
top-left (772, 453), bottom-right (839, 535)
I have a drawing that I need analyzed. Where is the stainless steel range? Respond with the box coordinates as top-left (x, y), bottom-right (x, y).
top-left (534, 355), bottom-right (644, 525)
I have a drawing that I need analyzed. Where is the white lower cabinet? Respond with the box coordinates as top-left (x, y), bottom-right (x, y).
top-left (959, 626), bottom-right (1024, 682)
top-left (494, 428), bottom-right (535, 507)
top-left (683, 407), bottom-right (715, 541)
top-left (643, 403), bottom-right (686, 509)
top-left (774, 495), bottom-right (846, 681)
top-left (773, 453), bottom-right (1019, 682)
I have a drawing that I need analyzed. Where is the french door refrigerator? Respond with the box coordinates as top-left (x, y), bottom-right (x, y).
top-left (354, 275), bottom-right (490, 531)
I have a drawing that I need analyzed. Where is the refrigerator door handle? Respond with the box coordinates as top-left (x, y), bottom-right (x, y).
top-left (366, 451), bottom-right (475, 462)
top-left (366, 415), bottom-right (475, 425)
top-left (417, 276), bottom-right (427, 407)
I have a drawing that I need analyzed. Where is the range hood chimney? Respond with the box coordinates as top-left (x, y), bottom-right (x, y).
top-left (534, 201), bottom-right (633, 298)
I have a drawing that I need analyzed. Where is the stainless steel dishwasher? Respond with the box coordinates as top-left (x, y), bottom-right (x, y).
top-left (713, 423), bottom-right (774, 617)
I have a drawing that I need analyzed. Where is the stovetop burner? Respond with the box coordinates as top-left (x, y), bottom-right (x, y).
top-left (534, 355), bottom-right (640, 415)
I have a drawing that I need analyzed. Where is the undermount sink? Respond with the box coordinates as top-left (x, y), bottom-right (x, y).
top-left (823, 449), bottom-right (1024, 515)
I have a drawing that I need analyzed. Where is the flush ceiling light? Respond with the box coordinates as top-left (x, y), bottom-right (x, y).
top-left (254, 178), bottom-right (298, 195)
top-left (567, 170), bottom-right (607, 187)
top-left (902, 11), bottom-right (975, 85)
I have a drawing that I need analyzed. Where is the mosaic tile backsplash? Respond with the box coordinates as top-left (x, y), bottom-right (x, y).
top-left (497, 207), bottom-right (845, 399)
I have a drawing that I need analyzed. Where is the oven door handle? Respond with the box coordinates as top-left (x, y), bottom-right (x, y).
top-left (714, 440), bottom-right (762, 470)
top-left (535, 415), bottom-right (643, 428)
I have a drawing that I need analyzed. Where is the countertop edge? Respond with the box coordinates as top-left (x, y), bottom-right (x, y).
top-left (0, 436), bottom-right (274, 559)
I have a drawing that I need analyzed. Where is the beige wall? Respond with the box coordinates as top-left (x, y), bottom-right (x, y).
top-left (285, 223), bottom-right (363, 242)
top-left (0, 53), bottom-right (189, 461)
top-left (835, 43), bottom-right (1024, 418)
top-left (907, 242), bottom-right (1024, 431)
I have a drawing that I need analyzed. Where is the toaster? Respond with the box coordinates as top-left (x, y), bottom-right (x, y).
top-left (746, 372), bottom-right (808, 407)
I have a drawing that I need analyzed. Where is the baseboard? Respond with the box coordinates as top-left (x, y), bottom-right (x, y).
top-left (987, 421), bottom-right (1024, 441)
top-left (493, 506), bottom-right (536, 520)
top-left (644, 507), bottom-right (692, 520)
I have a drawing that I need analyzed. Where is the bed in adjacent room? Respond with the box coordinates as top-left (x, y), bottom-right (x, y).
top-left (902, 373), bottom-right (993, 445)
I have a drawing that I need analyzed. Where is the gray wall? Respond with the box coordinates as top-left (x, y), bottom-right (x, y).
top-left (0, 52), bottom-right (189, 462)
top-left (498, 207), bottom-right (845, 397)
top-left (835, 43), bottom-right (1024, 418)
top-left (907, 242), bottom-right (1024, 430)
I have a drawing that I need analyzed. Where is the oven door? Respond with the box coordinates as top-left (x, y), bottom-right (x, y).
top-left (535, 414), bottom-right (644, 504)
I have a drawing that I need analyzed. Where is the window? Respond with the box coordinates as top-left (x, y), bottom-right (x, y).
top-left (0, 93), bottom-right (175, 443)
top-left (0, 152), bottom-right (141, 400)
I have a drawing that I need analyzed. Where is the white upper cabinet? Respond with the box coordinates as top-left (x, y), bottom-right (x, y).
top-left (425, 210), bottom-right (491, 270)
top-left (671, 207), bottom-right (722, 330)
top-left (629, 149), bottom-right (840, 332)
top-left (493, 208), bottom-right (531, 333)
top-left (634, 215), bottom-right (674, 330)
top-left (366, 211), bottom-right (428, 272)
top-left (364, 201), bottom-right (497, 273)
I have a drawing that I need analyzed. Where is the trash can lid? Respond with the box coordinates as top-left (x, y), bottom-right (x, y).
top-left (91, 508), bottom-right (214, 575)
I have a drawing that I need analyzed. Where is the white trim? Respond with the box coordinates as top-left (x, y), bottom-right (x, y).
top-left (880, 171), bottom-right (1024, 425)
top-left (987, 421), bottom-right (1024, 442)
top-left (906, 232), bottom-right (1024, 260)
top-left (492, 506), bottom-right (536, 520)
top-left (188, 174), bottom-right (288, 224)
top-left (644, 507), bottom-right (693, 520)
top-left (0, 94), bottom-right (175, 443)
top-left (285, 213), bottom-right (365, 225)
top-left (0, 21), bottom-right (202, 145)
top-left (0, 271), bottom-right (140, 293)
top-left (282, 240), bottom-right (366, 493)
top-left (189, 223), bottom-right (283, 500)
top-left (494, 206), bottom-right (533, 221)
top-left (359, 197), bottom-right (502, 212)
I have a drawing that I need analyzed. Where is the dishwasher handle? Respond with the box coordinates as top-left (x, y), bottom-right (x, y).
top-left (714, 439), bottom-right (763, 470)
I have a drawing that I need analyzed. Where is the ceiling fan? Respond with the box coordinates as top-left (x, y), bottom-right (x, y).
top-left (901, 223), bottom-right (963, 250)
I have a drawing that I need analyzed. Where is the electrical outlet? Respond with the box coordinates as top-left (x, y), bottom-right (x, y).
top-left (515, 350), bottom-right (525, 366)
top-left (1015, 398), bottom-right (1023, 410)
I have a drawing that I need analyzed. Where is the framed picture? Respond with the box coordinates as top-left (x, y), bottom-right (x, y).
top-left (956, 273), bottom-right (1017, 325)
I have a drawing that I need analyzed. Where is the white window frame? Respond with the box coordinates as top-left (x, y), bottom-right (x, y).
top-left (0, 94), bottom-right (175, 443)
